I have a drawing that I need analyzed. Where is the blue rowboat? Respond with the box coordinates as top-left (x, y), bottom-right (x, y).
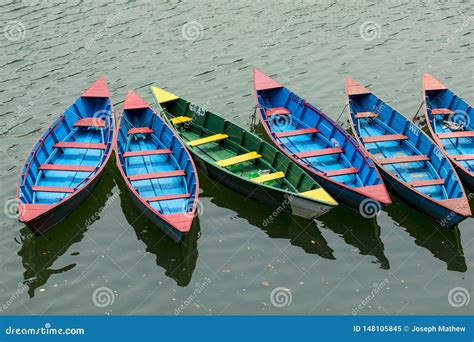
top-left (422, 73), bottom-right (474, 191)
top-left (115, 91), bottom-right (199, 242)
top-left (253, 69), bottom-right (391, 213)
top-left (346, 78), bottom-right (471, 227)
top-left (17, 77), bottom-right (115, 233)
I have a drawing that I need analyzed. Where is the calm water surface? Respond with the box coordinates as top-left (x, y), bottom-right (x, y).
top-left (0, 0), bottom-right (473, 315)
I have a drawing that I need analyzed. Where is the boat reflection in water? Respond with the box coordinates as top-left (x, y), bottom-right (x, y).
top-left (17, 166), bottom-right (116, 297)
top-left (116, 173), bottom-right (199, 287)
top-left (318, 206), bottom-right (390, 270)
top-left (385, 195), bottom-right (467, 272)
top-left (199, 171), bottom-right (335, 260)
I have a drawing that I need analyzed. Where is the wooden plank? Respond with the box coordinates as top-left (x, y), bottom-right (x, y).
top-left (54, 142), bottom-right (106, 150)
top-left (251, 171), bottom-right (285, 183)
top-left (325, 167), bottom-right (358, 177)
top-left (128, 170), bottom-right (185, 181)
top-left (378, 155), bottom-right (430, 165)
top-left (39, 164), bottom-right (96, 172)
top-left (452, 154), bottom-right (474, 161)
top-left (355, 111), bottom-right (378, 119)
top-left (188, 134), bottom-right (229, 147)
top-left (275, 128), bottom-right (320, 138)
top-left (32, 185), bottom-right (75, 193)
top-left (216, 152), bottom-right (262, 167)
top-left (437, 131), bottom-right (474, 139)
top-left (170, 116), bottom-right (192, 125)
top-left (406, 179), bottom-right (445, 187)
top-left (128, 127), bottom-right (154, 135)
top-left (74, 118), bottom-right (105, 128)
top-left (431, 108), bottom-right (453, 115)
top-left (296, 148), bottom-right (343, 159)
top-left (300, 188), bottom-right (337, 205)
top-left (362, 134), bottom-right (408, 144)
top-left (123, 149), bottom-right (172, 158)
top-left (145, 193), bottom-right (190, 202)
top-left (266, 107), bottom-right (290, 116)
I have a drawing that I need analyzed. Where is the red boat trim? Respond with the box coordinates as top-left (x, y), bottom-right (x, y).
top-left (406, 179), bottom-right (445, 187)
top-left (346, 77), bottom-right (371, 96)
top-left (123, 149), bottom-right (172, 158)
top-left (452, 154), bottom-right (474, 161)
top-left (296, 147), bottom-right (343, 159)
top-left (32, 185), bottom-right (75, 193)
top-left (128, 127), bottom-right (154, 135)
top-left (266, 107), bottom-right (290, 116)
top-left (325, 167), bottom-right (358, 177)
top-left (128, 170), bottom-right (186, 181)
top-left (355, 111), bottom-right (378, 119)
top-left (145, 193), bottom-right (190, 202)
top-left (431, 108), bottom-right (453, 115)
top-left (362, 134), bottom-right (408, 144)
top-left (275, 128), bottom-right (320, 138)
top-left (423, 73), bottom-right (448, 91)
top-left (123, 91), bottom-right (149, 110)
top-left (38, 164), bottom-right (96, 172)
top-left (74, 118), bottom-right (105, 127)
top-left (378, 155), bottom-right (430, 165)
top-left (81, 76), bottom-right (111, 98)
top-left (253, 69), bottom-right (283, 91)
top-left (54, 142), bottom-right (106, 149)
top-left (437, 131), bottom-right (474, 139)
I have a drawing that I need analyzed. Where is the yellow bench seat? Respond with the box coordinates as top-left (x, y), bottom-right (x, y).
top-left (216, 151), bottom-right (262, 167)
top-left (251, 171), bottom-right (285, 183)
top-left (170, 116), bottom-right (192, 125)
top-left (188, 134), bottom-right (229, 147)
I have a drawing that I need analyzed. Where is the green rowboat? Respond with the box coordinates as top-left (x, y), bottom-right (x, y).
top-left (151, 86), bottom-right (338, 220)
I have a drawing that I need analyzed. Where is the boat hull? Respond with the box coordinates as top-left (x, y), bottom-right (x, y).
top-left (124, 186), bottom-right (186, 243)
top-left (380, 169), bottom-right (466, 227)
top-left (20, 171), bottom-right (104, 234)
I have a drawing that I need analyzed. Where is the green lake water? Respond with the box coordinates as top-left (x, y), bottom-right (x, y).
top-left (0, 0), bottom-right (472, 315)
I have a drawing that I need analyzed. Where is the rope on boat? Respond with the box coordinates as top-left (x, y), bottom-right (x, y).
top-left (335, 103), bottom-right (348, 124)
top-left (411, 101), bottom-right (424, 122)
